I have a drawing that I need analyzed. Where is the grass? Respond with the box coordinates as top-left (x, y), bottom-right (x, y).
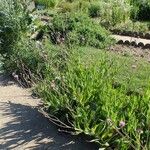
top-left (35, 46), bottom-right (150, 149)
top-left (77, 47), bottom-right (150, 92)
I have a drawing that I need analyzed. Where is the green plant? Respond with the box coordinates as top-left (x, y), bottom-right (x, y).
top-left (36, 47), bottom-right (150, 149)
top-left (99, 0), bottom-right (131, 28)
top-left (88, 2), bottom-right (101, 18)
top-left (35, 0), bottom-right (60, 8)
top-left (48, 12), bottom-right (113, 48)
top-left (2, 35), bottom-right (65, 86)
top-left (131, 0), bottom-right (150, 21)
top-left (0, 0), bottom-right (30, 56)
top-left (111, 20), bottom-right (149, 33)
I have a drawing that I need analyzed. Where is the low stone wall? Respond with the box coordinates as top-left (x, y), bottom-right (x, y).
top-left (111, 29), bottom-right (150, 40)
top-left (111, 35), bottom-right (150, 49)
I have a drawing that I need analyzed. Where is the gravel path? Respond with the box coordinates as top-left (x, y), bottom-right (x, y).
top-left (0, 75), bottom-right (98, 150)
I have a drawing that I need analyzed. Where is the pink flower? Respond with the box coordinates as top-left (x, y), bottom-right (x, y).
top-left (12, 72), bottom-right (16, 76)
top-left (119, 121), bottom-right (125, 128)
top-left (14, 75), bottom-right (19, 80)
top-left (12, 73), bottom-right (19, 80)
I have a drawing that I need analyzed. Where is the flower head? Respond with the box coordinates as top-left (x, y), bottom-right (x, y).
top-left (12, 72), bottom-right (19, 80)
top-left (119, 121), bottom-right (125, 128)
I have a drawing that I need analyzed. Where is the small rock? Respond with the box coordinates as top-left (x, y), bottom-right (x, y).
top-left (132, 64), bottom-right (137, 69)
top-left (40, 16), bottom-right (51, 22)
top-left (31, 31), bottom-right (43, 40)
top-left (27, 1), bottom-right (36, 12)
top-left (7, 81), bottom-right (15, 85)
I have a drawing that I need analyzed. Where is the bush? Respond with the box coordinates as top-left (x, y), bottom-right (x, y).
top-left (131, 0), bottom-right (150, 21)
top-left (48, 12), bottom-right (113, 48)
top-left (35, 0), bottom-right (60, 8)
top-left (2, 36), bottom-right (66, 87)
top-left (0, 0), bottom-right (30, 56)
top-left (88, 3), bottom-right (101, 18)
top-left (138, 3), bottom-right (150, 21)
top-left (97, 1), bottom-right (131, 28)
top-left (58, 1), bottom-right (89, 13)
top-left (111, 20), bottom-right (149, 33)
top-left (36, 47), bottom-right (150, 149)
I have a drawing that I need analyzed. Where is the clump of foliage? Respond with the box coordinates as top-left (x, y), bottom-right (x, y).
top-left (36, 47), bottom-right (150, 149)
top-left (3, 37), bottom-right (64, 86)
top-left (111, 20), bottom-right (150, 33)
top-left (131, 0), bottom-right (150, 21)
top-left (98, 0), bottom-right (131, 28)
top-left (35, 0), bottom-right (60, 8)
top-left (0, 0), bottom-right (30, 56)
top-left (48, 12), bottom-right (113, 48)
top-left (88, 2), bottom-right (101, 18)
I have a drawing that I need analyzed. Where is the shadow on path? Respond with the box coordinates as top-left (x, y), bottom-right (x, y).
top-left (0, 102), bottom-right (98, 150)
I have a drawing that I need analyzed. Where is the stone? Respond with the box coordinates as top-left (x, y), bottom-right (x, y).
top-left (40, 16), bottom-right (51, 22)
top-left (124, 40), bottom-right (130, 45)
top-left (145, 33), bottom-right (150, 39)
top-left (28, 1), bottom-right (36, 12)
top-left (138, 42), bottom-right (144, 48)
top-left (7, 81), bottom-right (15, 85)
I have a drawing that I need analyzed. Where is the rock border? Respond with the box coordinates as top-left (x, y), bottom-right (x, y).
top-left (111, 29), bottom-right (150, 40)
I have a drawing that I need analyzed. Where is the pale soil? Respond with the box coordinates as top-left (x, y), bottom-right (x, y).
top-left (110, 35), bottom-right (150, 61)
top-left (0, 75), bottom-right (98, 150)
top-left (112, 35), bottom-right (150, 45)
top-left (108, 45), bottom-right (150, 62)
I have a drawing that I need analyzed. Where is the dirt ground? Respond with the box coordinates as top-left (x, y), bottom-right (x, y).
top-left (108, 45), bottom-right (150, 62)
top-left (0, 74), bottom-right (98, 150)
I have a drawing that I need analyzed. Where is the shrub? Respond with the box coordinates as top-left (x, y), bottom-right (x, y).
top-left (111, 20), bottom-right (149, 33)
top-left (97, 1), bottom-right (131, 28)
top-left (131, 0), bottom-right (150, 21)
top-left (88, 3), bottom-right (101, 18)
top-left (58, 1), bottom-right (89, 13)
top-left (35, 0), bottom-right (60, 8)
top-left (138, 2), bottom-right (150, 21)
top-left (58, 2), bottom-right (74, 13)
top-left (3, 36), bottom-right (65, 87)
top-left (0, 0), bottom-right (30, 56)
top-left (36, 47), bottom-right (150, 149)
top-left (1, 0), bottom-right (150, 149)
top-left (48, 12), bottom-right (113, 48)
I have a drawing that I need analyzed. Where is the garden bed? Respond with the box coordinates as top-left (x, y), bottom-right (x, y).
top-left (1, 0), bottom-right (150, 149)
top-left (108, 45), bottom-right (150, 62)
